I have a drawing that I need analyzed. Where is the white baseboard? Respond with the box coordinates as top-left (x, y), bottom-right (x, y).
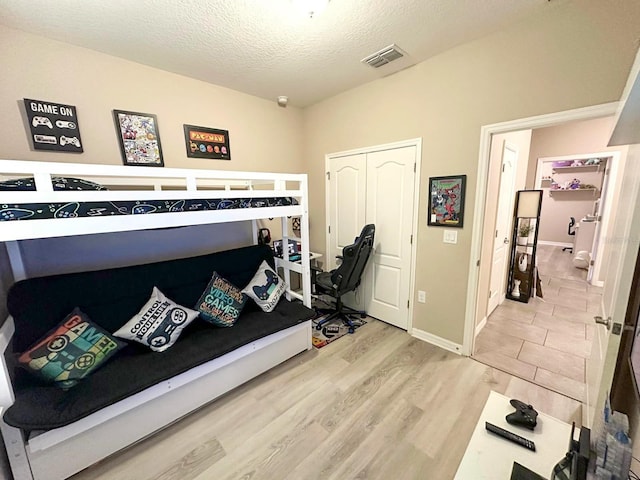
top-left (475, 317), bottom-right (487, 337)
top-left (538, 240), bottom-right (573, 248)
top-left (412, 328), bottom-right (463, 355)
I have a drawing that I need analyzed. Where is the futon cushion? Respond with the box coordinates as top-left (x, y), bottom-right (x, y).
top-left (242, 260), bottom-right (286, 312)
top-left (4, 244), bottom-right (317, 431)
top-left (18, 308), bottom-right (123, 389)
top-left (3, 299), bottom-right (315, 431)
top-left (113, 287), bottom-right (199, 352)
top-left (195, 272), bottom-right (247, 327)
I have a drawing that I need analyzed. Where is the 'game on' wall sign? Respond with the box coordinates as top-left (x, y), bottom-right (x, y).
top-left (24, 98), bottom-right (83, 153)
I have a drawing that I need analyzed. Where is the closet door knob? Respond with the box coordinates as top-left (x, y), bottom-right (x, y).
top-left (503, 237), bottom-right (509, 244)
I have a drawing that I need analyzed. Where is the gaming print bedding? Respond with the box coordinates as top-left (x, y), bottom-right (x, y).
top-left (0, 176), bottom-right (298, 221)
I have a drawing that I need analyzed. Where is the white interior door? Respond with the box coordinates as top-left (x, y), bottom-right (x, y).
top-left (327, 154), bottom-right (366, 271)
top-left (487, 143), bottom-right (517, 315)
top-left (586, 143), bottom-right (640, 427)
top-left (326, 142), bottom-right (418, 331)
top-left (364, 146), bottom-right (416, 330)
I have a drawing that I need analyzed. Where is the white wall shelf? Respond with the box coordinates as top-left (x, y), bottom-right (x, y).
top-left (552, 164), bottom-right (603, 173)
top-left (549, 188), bottom-right (598, 197)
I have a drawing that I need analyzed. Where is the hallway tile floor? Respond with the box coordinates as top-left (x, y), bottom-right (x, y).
top-left (473, 244), bottom-right (599, 401)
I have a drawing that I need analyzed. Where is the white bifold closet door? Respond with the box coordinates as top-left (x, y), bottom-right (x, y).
top-left (328, 145), bottom-right (416, 330)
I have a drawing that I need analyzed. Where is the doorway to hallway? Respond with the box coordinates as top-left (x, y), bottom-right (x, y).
top-left (474, 244), bottom-right (599, 401)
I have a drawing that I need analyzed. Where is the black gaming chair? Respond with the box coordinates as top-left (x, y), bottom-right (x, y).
top-left (314, 224), bottom-right (375, 333)
top-left (562, 217), bottom-right (576, 253)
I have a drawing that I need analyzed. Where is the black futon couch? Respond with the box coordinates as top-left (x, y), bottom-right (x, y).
top-left (3, 244), bottom-right (315, 431)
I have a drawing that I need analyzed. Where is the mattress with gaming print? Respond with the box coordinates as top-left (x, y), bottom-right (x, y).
top-left (0, 176), bottom-right (298, 221)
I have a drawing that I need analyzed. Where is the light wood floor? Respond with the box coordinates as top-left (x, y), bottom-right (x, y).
top-left (474, 244), bottom-right (602, 402)
top-left (71, 318), bottom-right (581, 480)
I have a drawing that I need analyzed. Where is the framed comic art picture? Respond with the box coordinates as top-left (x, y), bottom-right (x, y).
top-left (428, 175), bottom-right (466, 228)
top-left (113, 110), bottom-right (164, 167)
top-left (183, 124), bottom-right (231, 160)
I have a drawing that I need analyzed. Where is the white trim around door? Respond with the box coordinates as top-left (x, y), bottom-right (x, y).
top-left (325, 138), bottom-right (422, 332)
top-left (463, 102), bottom-right (619, 356)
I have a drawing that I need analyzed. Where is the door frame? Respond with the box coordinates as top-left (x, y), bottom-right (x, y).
top-left (325, 137), bottom-right (422, 332)
top-left (463, 102), bottom-right (619, 356)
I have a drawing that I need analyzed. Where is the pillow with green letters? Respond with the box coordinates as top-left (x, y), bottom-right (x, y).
top-left (195, 272), bottom-right (247, 327)
top-left (18, 308), bottom-right (124, 389)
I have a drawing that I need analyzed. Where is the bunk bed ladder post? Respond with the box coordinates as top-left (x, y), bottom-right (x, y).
top-left (281, 212), bottom-right (291, 301)
top-left (0, 317), bottom-right (33, 480)
top-left (185, 176), bottom-right (197, 192)
top-left (299, 176), bottom-right (312, 308)
top-left (6, 241), bottom-right (27, 281)
top-left (32, 173), bottom-right (53, 194)
top-left (0, 420), bottom-right (33, 480)
top-left (251, 220), bottom-right (259, 245)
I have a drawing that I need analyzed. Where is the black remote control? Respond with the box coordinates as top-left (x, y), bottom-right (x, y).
top-left (485, 422), bottom-right (536, 451)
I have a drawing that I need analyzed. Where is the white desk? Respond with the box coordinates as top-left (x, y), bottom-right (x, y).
top-left (455, 391), bottom-right (574, 479)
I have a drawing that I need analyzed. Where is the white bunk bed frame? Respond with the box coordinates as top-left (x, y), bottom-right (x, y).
top-left (0, 160), bottom-right (313, 480)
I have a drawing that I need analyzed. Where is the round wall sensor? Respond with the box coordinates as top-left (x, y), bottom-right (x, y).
top-left (277, 96), bottom-right (288, 107)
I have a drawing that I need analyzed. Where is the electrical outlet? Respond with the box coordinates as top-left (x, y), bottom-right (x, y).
top-left (418, 290), bottom-right (426, 303)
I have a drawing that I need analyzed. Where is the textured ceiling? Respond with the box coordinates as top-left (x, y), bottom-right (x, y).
top-left (0, 0), bottom-right (552, 107)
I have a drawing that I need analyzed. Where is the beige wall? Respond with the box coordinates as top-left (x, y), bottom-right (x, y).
top-left (475, 130), bottom-right (532, 327)
top-left (303, 0), bottom-right (640, 344)
top-left (0, 25), bottom-right (304, 172)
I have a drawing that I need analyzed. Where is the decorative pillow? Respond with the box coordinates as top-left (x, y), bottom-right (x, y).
top-left (18, 308), bottom-right (124, 389)
top-left (114, 287), bottom-right (199, 352)
top-left (195, 272), bottom-right (247, 327)
top-left (242, 260), bottom-right (287, 313)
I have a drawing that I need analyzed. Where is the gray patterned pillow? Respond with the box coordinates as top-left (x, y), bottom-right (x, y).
top-left (114, 287), bottom-right (199, 352)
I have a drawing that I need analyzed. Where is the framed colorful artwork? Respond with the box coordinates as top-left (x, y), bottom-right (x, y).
top-left (113, 110), bottom-right (164, 167)
top-left (428, 175), bottom-right (466, 228)
top-left (183, 124), bottom-right (231, 160)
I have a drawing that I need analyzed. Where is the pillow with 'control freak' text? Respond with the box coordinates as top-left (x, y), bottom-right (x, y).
top-left (195, 272), bottom-right (247, 327)
top-left (114, 287), bottom-right (199, 352)
top-left (241, 260), bottom-right (286, 313)
top-left (18, 308), bottom-right (124, 389)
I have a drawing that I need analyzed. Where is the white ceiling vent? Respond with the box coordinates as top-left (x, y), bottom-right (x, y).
top-left (361, 44), bottom-right (406, 68)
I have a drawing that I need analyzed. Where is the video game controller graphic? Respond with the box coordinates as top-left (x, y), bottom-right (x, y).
top-left (506, 398), bottom-right (538, 430)
top-left (32, 116), bottom-right (53, 128)
top-left (131, 203), bottom-right (157, 215)
top-left (252, 269), bottom-right (279, 300)
top-left (0, 208), bottom-right (35, 221)
top-left (34, 134), bottom-right (57, 144)
top-left (54, 202), bottom-right (79, 219)
top-left (147, 308), bottom-right (188, 348)
top-left (27, 333), bottom-right (96, 379)
top-left (60, 136), bottom-right (81, 147)
top-left (55, 120), bottom-right (76, 129)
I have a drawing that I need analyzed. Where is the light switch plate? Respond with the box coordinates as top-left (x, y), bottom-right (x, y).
top-left (443, 230), bottom-right (458, 244)
top-left (418, 290), bottom-right (426, 303)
